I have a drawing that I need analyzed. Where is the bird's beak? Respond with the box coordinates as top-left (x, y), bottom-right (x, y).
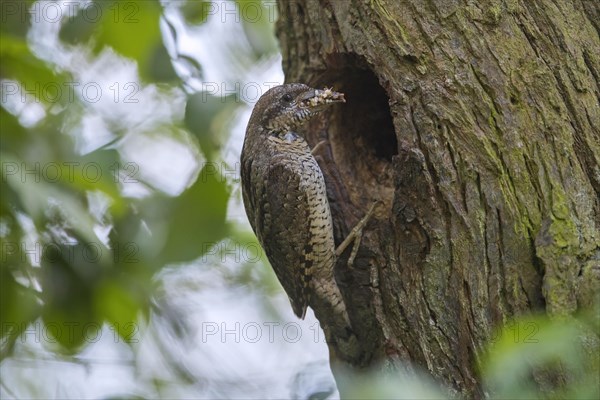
top-left (299, 88), bottom-right (346, 109)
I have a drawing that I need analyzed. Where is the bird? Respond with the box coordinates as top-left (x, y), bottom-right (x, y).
top-left (240, 83), bottom-right (346, 319)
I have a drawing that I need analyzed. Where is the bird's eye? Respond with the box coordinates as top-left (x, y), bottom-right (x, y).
top-left (282, 93), bottom-right (293, 102)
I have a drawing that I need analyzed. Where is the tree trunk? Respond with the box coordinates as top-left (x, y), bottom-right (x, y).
top-left (275, 0), bottom-right (600, 397)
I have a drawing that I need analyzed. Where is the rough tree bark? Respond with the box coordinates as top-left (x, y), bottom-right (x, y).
top-left (275, 0), bottom-right (600, 397)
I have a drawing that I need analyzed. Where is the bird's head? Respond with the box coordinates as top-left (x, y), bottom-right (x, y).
top-left (254, 83), bottom-right (345, 134)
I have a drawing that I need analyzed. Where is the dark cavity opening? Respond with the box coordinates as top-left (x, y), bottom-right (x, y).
top-left (313, 54), bottom-right (397, 206)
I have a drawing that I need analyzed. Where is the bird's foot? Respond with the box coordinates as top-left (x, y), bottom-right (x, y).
top-left (311, 139), bottom-right (329, 155)
top-left (335, 201), bottom-right (381, 267)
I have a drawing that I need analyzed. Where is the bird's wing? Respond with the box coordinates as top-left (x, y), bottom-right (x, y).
top-left (241, 155), bottom-right (258, 232)
top-left (258, 162), bottom-right (312, 319)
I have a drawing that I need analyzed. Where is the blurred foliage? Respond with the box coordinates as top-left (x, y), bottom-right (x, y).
top-left (336, 366), bottom-right (447, 400)
top-left (236, 0), bottom-right (279, 58)
top-left (0, 0), bottom-right (279, 357)
top-left (333, 310), bottom-right (599, 399)
top-left (480, 310), bottom-right (600, 399)
top-left (2, 1), bottom-right (598, 399)
top-left (181, 0), bottom-right (212, 25)
top-left (185, 92), bottom-right (239, 159)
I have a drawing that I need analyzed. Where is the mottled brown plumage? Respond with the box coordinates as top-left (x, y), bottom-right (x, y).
top-left (240, 84), bottom-right (345, 319)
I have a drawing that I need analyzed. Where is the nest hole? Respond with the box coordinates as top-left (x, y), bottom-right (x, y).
top-left (314, 54), bottom-right (397, 207)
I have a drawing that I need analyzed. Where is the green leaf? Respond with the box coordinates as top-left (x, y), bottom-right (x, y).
top-left (0, 35), bottom-right (67, 105)
top-left (481, 314), bottom-right (597, 398)
top-left (40, 240), bottom-right (105, 351)
top-left (158, 164), bottom-right (230, 265)
top-left (147, 43), bottom-right (178, 82)
top-left (0, 108), bottom-right (27, 153)
top-left (185, 92), bottom-right (238, 160)
top-left (64, 149), bottom-right (127, 217)
top-left (181, 0), bottom-right (211, 25)
top-left (95, 0), bottom-right (163, 81)
top-left (0, 0), bottom-right (33, 38)
top-left (2, 153), bottom-right (100, 246)
top-left (59, 6), bottom-right (97, 44)
top-left (0, 263), bottom-right (41, 357)
top-left (95, 280), bottom-right (144, 344)
top-left (238, 0), bottom-right (279, 58)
